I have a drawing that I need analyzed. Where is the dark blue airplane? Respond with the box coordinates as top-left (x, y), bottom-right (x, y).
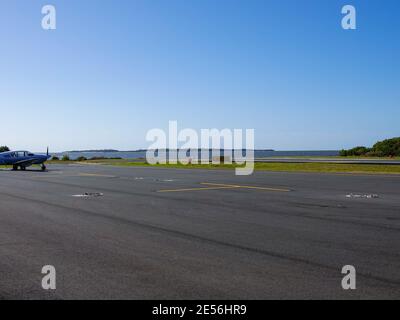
top-left (0, 148), bottom-right (51, 171)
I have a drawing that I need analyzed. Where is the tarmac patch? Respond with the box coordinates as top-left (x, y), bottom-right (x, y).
top-left (79, 173), bottom-right (116, 178)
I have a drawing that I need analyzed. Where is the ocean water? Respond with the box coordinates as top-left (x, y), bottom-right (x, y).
top-left (53, 150), bottom-right (339, 160)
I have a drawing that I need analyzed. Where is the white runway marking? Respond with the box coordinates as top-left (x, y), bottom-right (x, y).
top-left (72, 192), bottom-right (104, 198)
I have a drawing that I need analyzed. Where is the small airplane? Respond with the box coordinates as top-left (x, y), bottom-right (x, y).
top-left (0, 148), bottom-right (51, 171)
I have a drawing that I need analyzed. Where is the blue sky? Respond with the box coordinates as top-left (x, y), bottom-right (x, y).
top-left (1, 0), bottom-right (399, 151)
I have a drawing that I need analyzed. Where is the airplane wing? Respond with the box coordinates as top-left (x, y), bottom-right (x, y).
top-left (14, 159), bottom-right (36, 167)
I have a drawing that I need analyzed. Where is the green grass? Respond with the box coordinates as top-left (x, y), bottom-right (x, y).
top-left (67, 159), bottom-right (400, 175)
top-left (2, 159), bottom-right (400, 174)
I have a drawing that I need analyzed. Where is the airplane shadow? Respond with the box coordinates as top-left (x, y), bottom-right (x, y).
top-left (7, 169), bottom-right (50, 173)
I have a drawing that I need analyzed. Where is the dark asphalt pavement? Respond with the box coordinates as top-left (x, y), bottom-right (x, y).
top-left (0, 164), bottom-right (399, 299)
top-left (255, 158), bottom-right (400, 165)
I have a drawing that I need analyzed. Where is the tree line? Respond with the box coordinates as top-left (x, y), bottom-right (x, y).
top-left (340, 137), bottom-right (400, 157)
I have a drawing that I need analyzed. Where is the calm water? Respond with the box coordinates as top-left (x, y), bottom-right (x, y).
top-left (53, 150), bottom-right (339, 160)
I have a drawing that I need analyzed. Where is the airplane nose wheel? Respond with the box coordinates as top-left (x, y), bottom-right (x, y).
top-left (41, 164), bottom-right (47, 171)
top-left (12, 165), bottom-right (18, 171)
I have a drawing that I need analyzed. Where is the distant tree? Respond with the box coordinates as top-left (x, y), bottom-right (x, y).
top-left (341, 137), bottom-right (400, 157)
top-left (62, 155), bottom-right (70, 161)
top-left (0, 146), bottom-right (10, 153)
top-left (52, 156), bottom-right (60, 161)
top-left (89, 156), bottom-right (122, 160)
top-left (340, 146), bottom-right (370, 156)
top-left (372, 137), bottom-right (400, 157)
top-left (76, 156), bottom-right (87, 161)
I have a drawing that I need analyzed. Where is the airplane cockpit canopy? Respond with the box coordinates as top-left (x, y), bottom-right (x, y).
top-left (13, 151), bottom-right (34, 157)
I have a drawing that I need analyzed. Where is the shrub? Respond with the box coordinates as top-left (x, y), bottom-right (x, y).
top-left (372, 137), bottom-right (400, 157)
top-left (52, 156), bottom-right (60, 161)
top-left (365, 150), bottom-right (383, 157)
top-left (76, 156), bottom-right (87, 161)
top-left (62, 155), bottom-right (70, 161)
top-left (89, 157), bottom-right (122, 160)
top-left (341, 137), bottom-right (400, 157)
top-left (340, 146), bottom-right (370, 157)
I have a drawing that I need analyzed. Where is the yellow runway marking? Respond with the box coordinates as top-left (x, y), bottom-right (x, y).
top-left (79, 173), bottom-right (116, 178)
top-left (201, 183), bottom-right (290, 192)
top-left (158, 182), bottom-right (290, 193)
top-left (157, 186), bottom-right (240, 193)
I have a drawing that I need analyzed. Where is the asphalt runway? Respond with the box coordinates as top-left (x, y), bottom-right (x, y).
top-left (0, 164), bottom-right (399, 299)
top-left (255, 158), bottom-right (400, 165)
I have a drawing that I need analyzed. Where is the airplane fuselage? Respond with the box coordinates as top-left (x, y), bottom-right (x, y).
top-left (0, 151), bottom-right (51, 170)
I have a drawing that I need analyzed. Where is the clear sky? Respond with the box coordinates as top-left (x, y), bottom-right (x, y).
top-left (1, 0), bottom-right (399, 151)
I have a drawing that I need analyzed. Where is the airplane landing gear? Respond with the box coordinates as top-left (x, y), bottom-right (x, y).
top-left (41, 164), bottom-right (46, 171)
top-left (12, 165), bottom-right (18, 171)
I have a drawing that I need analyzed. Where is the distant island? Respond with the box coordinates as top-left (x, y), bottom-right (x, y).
top-left (68, 149), bottom-right (119, 153)
top-left (66, 149), bottom-right (275, 153)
